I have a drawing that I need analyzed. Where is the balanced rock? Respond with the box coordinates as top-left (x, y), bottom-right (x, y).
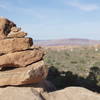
top-left (0, 37), bottom-right (33, 54)
top-left (0, 17), bottom-right (16, 39)
top-left (0, 17), bottom-right (48, 87)
top-left (0, 61), bottom-right (47, 86)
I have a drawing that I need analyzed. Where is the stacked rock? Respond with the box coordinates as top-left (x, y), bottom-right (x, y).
top-left (0, 17), bottom-right (48, 86)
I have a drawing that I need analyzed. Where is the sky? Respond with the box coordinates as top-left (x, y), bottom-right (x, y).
top-left (0, 0), bottom-right (100, 40)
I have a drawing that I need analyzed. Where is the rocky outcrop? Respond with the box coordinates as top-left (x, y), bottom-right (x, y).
top-left (0, 79), bottom-right (56, 100)
top-left (42, 87), bottom-right (100, 100)
top-left (0, 17), bottom-right (100, 100)
top-left (0, 17), bottom-right (48, 86)
top-left (0, 85), bottom-right (100, 100)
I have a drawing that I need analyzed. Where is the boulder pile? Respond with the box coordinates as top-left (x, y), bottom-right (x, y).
top-left (0, 17), bottom-right (48, 86)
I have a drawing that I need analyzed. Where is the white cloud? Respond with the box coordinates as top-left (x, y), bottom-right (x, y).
top-left (67, 2), bottom-right (99, 11)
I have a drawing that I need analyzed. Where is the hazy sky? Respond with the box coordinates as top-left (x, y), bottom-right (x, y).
top-left (0, 0), bottom-right (100, 40)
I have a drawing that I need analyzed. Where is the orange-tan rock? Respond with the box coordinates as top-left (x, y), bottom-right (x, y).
top-left (0, 17), bottom-right (16, 39)
top-left (42, 87), bottom-right (100, 100)
top-left (0, 80), bottom-right (55, 100)
top-left (0, 48), bottom-right (44, 68)
top-left (0, 86), bottom-right (44, 100)
top-left (0, 37), bottom-right (33, 54)
top-left (11, 26), bottom-right (21, 32)
top-left (0, 61), bottom-right (48, 86)
top-left (7, 31), bottom-right (27, 38)
top-left (0, 17), bottom-right (48, 87)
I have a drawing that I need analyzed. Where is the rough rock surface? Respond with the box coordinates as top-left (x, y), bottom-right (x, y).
top-left (0, 48), bottom-right (44, 68)
top-left (0, 86), bottom-right (100, 100)
top-left (0, 37), bottom-right (33, 54)
top-left (0, 17), bottom-right (16, 39)
top-left (0, 61), bottom-right (47, 86)
top-left (0, 17), bottom-right (49, 100)
top-left (42, 87), bottom-right (100, 100)
top-left (0, 80), bottom-right (56, 100)
top-left (0, 17), bottom-right (48, 86)
top-left (0, 86), bottom-right (44, 100)
top-left (10, 26), bottom-right (21, 32)
top-left (7, 31), bottom-right (27, 38)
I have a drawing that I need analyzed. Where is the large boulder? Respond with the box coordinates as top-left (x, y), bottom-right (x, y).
top-left (0, 80), bottom-right (56, 100)
top-left (0, 38), bottom-right (33, 54)
top-left (0, 17), bottom-right (16, 39)
top-left (42, 87), bottom-right (100, 100)
top-left (0, 61), bottom-right (48, 86)
top-left (10, 26), bottom-right (21, 32)
top-left (0, 86), bottom-right (44, 100)
top-left (0, 48), bottom-right (44, 68)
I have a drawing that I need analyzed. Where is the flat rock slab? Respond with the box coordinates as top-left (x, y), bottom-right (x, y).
top-left (0, 86), bottom-right (44, 100)
top-left (0, 37), bottom-right (33, 54)
top-left (0, 48), bottom-right (44, 68)
top-left (0, 61), bottom-right (48, 86)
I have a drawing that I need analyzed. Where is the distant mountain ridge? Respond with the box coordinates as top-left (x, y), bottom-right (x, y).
top-left (34, 38), bottom-right (100, 46)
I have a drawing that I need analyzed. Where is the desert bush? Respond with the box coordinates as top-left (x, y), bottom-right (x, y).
top-left (44, 47), bottom-right (100, 92)
top-left (88, 67), bottom-right (100, 86)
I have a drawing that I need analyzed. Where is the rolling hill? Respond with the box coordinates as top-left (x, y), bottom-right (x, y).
top-left (34, 38), bottom-right (100, 46)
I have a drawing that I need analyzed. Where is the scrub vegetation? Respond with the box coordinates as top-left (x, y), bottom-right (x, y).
top-left (44, 46), bottom-right (100, 92)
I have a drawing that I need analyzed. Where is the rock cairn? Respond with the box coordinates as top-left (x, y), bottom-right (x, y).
top-left (0, 17), bottom-right (48, 86)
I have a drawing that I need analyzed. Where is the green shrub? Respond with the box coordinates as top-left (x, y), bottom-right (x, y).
top-left (44, 48), bottom-right (100, 91)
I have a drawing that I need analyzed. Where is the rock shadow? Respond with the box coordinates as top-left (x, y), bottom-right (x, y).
top-left (47, 66), bottom-right (100, 93)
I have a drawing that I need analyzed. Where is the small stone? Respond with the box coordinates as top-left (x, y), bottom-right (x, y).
top-left (11, 27), bottom-right (21, 32)
top-left (7, 31), bottom-right (27, 38)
